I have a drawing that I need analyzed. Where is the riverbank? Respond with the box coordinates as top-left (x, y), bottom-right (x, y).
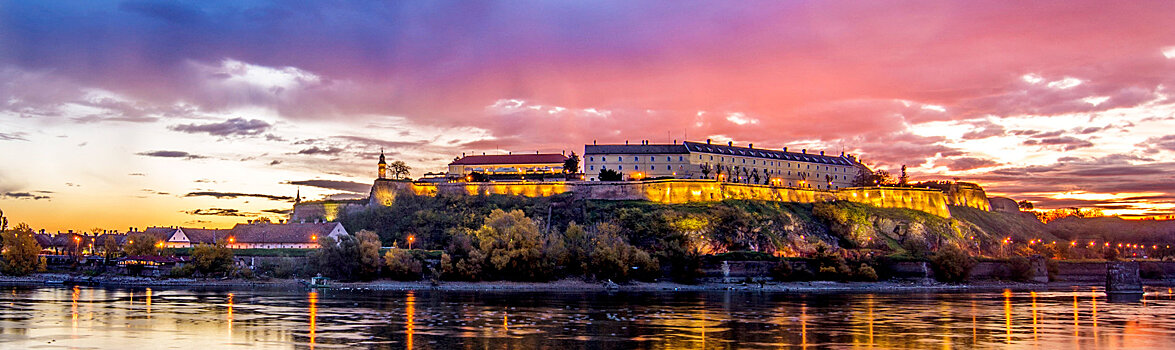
top-left (0, 273), bottom-right (1122, 293)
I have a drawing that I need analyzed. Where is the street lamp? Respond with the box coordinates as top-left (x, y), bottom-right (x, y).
top-left (407, 235), bottom-right (415, 250)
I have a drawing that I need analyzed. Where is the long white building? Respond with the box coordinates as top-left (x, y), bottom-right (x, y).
top-left (583, 140), bottom-right (867, 190)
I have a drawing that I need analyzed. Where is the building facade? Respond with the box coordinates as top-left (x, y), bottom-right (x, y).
top-left (446, 153), bottom-right (570, 180)
top-left (584, 140), bottom-right (865, 190)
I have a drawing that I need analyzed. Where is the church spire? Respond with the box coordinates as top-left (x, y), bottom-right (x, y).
top-left (295, 187), bottom-right (301, 204)
top-left (378, 148), bottom-right (388, 179)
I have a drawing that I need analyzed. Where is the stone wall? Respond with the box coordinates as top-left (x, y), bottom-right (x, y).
top-left (834, 187), bottom-right (952, 218)
top-left (943, 183), bottom-right (992, 211)
top-left (291, 200), bottom-right (366, 223)
top-left (366, 179), bottom-right (975, 218)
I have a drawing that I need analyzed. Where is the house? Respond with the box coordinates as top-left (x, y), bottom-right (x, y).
top-left (447, 153), bottom-right (570, 181)
top-left (221, 222), bottom-right (348, 249)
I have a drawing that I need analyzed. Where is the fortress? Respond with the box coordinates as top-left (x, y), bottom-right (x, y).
top-left (292, 145), bottom-right (993, 222)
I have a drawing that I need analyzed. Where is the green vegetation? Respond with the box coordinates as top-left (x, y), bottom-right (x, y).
top-left (124, 233), bottom-right (161, 256)
top-left (384, 248), bottom-right (423, 280)
top-left (191, 242), bottom-right (235, 277)
top-left (930, 244), bottom-right (975, 283)
top-left (2, 223), bottom-right (44, 276)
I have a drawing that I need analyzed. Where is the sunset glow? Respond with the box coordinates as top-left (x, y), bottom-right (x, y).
top-left (2, 1), bottom-right (1175, 232)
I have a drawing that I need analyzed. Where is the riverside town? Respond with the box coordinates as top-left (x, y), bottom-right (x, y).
top-left (3, 2), bottom-right (1175, 349)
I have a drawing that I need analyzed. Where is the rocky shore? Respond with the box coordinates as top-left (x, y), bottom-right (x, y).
top-left (0, 273), bottom-right (1096, 293)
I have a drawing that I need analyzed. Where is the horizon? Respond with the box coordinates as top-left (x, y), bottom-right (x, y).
top-left (3, 1), bottom-right (1175, 232)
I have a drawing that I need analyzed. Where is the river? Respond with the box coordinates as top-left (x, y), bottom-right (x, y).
top-left (1, 285), bottom-right (1173, 349)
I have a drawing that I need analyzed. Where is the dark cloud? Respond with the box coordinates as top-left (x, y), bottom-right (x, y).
top-left (961, 121), bottom-right (1006, 140)
top-left (184, 191), bottom-right (292, 201)
top-left (136, 150), bottom-right (207, 159)
top-left (128, 173), bottom-right (146, 176)
top-left (939, 157), bottom-right (1000, 171)
top-left (262, 208), bottom-right (292, 215)
top-left (296, 146), bottom-right (343, 155)
top-left (184, 208), bottom-right (248, 217)
top-left (975, 154), bottom-right (1175, 209)
top-left (1022, 136), bottom-right (1094, 151)
top-left (0, 132), bottom-right (28, 141)
top-left (286, 180), bottom-right (371, 193)
top-left (169, 117), bottom-right (271, 137)
top-left (1, 192), bottom-right (50, 200)
top-left (268, 160), bottom-right (282, 166)
top-left (1138, 135), bottom-right (1175, 154)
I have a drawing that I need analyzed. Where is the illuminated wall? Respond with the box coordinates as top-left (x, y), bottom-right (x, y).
top-left (944, 184), bottom-right (993, 211)
top-left (368, 179), bottom-right (964, 218)
top-left (834, 187), bottom-right (952, 218)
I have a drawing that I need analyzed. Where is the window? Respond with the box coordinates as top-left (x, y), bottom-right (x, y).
top-left (710, 156), bottom-right (713, 160)
top-left (651, 156), bottom-right (655, 161)
top-left (742, 159), bottom-right (746, 164)
top-left (589, 157), bottom-right (594, 162)
top-left (619, 165), bottom-right (623, 170)
top-left (590, 165), bottom-right (594, 170)
top-left (617, 157), bottom-right (621, 162)
top-left (633, 156), bottom-right (638, 161)
top-left (651, 166), bottom-right (655, 170)
top-left (635, 165), bottom-right (639, 170)
top-left (679, 156), bottom-right (683, 161)
top-left (602, 157), bottom-right (607, 162)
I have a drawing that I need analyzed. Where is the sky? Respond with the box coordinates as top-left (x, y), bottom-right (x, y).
top-left (2, 0), bottom-right (1175, 232)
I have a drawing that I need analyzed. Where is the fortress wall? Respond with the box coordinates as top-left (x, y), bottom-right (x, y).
top-left (945, 184), bottom-right (992, 211)
top-left (369, 179), bottom-right (958, 218)
top-left (835, 187), bottom-right (952, 218)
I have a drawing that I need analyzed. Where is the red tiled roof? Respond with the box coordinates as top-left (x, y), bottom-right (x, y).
top-left (180, 228), bottom-right (231, 244)
top-left (449, 154), bottom-right (568, 166)
top-left (227, 222), bottom-right (343, 244)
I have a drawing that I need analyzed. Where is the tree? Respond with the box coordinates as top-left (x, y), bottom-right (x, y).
top-left (474, 209), bottom-right (548, 280)
top-left (1, 223), bottom-right (43, 276)
top-left (124, 233), bottom-right (161, 256)
top-left (700, 164), bottom-right (712, 179)
top-left (931, 244), bottom-right (975, 283)
top-left (588, 222), bottom-right (658, 282)
top-left (389, 160), bottom-right (411, 180)
top-left (598, 168), bottom-right (623, 181)
top-left (191, 241), bottom-right (235, 276)
top-left (898, 164), bottom-right (909, 186)
top-left (384, 248), bottom-right (422, 280)
top-left (248, 217), bottom-right (272, 224)
top-left (356, 230), bottom-right (382, 278)
top-left (466, 172), bottom-right (488, 182)
top-left (563, 152), bottom-right (580, 174)
top-left (102, 235), bottom-right (121, 260)
top-left (310, 234), bottom-right (363, 280)
top-left (1017, 200), bottom-right (1034, 210)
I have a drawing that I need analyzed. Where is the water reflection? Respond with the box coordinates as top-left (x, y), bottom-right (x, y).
top-left (308, 290), bottom-right (317, 349)
top-left (1, 287), bottom-right (1175, 348)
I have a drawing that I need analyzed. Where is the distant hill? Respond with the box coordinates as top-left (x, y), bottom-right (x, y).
top-left (1047, 216), bottom-right (1175, 243)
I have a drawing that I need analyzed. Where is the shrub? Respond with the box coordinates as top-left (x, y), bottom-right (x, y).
top-left (191, 242), bottom-right (235, 277)
top-left (588, 226), bottom-right (659, 282)
top-left (255, 260), bottom-right (303, 278)
top-left (385, 249), bottom-right (423, 281)
top-left (770, 261), bottom-right (794, 281)
top-left (357, 230), bottom-right (383, 279)
top-left (1008, 256), bottom-right (1034, 281)
top-left (310, 234), bottom-right (363, 280)
top-left (439, 232), bottom-right (484, 281)
top-left (818, 266), bottom-right (838, 278)
top-left (168, 264), bottom-right (196, 278)
top-left (931, 245), bottom-right (975, 283)
top-left (856, 263), bottom-right (879, 281)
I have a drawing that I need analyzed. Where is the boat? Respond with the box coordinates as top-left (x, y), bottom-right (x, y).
top-left (304, 275), bottom-right (331, 289)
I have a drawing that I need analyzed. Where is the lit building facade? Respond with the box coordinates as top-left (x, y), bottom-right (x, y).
top-left (446, 153), bottom-right (570, 179)
top-left (583, 140), bottom-right (865, 190)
